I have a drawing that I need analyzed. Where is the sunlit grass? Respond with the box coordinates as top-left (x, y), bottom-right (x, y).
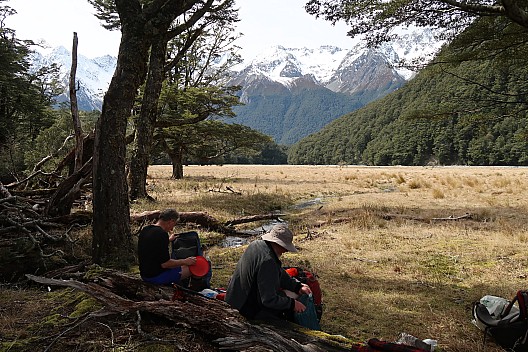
top-left (128, 164), bottom-right (528, 352)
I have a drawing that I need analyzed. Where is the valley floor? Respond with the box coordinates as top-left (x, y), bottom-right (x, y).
top-left (3, 165), bottom-right (527, 351)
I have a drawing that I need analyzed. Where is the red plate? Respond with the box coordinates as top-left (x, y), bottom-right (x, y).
top-left (189, 255), bottom-right (210, 277)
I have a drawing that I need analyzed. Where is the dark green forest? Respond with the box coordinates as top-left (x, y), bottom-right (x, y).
top-left (288, 17), bottom-right (528, 166)
top-left (231, 87), bottom-right (366, 145)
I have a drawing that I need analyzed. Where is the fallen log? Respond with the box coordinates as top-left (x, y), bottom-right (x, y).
top-left (224, 213), bottom-right (285, 227)
top-left (26, 268), bottom-right (362, 351)
top-left (131, 210), bottom-right (235, 234)
top-left (131, 210), bottom-right (285, 235)
top-left (5, 170), bottom-right (61, 189)
top-left (431, 213), bottom-right (472, 221)
top-left (381, 212), bottom-right (473, 222)
top-left (9, 188), bottom-right (56, 198)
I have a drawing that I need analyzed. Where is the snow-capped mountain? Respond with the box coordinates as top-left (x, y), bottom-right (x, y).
top-left (232, 26), bottom-right (441, 96)
top-left (30, 27), bottom-right (442, 144)
top-left (30, 46), bottom-right (117, 111)
top-left (226, 27), bottom-right (443, 144)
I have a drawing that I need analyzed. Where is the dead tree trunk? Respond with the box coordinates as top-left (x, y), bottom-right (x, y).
top-left (69, 32), bottom-right (83, 173)
top-left (44, 158), bottom-right (92, 217)
top-left (55, 132), bottom-right (94, 176)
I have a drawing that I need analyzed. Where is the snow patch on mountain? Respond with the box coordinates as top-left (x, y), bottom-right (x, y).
top-left (380, 26), bottom-right (445, 80)
top-left (30, 26), bottom-right (442, 110)
top-left (236, 45), bottom-right (349, 85)
top-left (234, 27), bottom-right (442, 87)
top-left (30, 46), bottom-right (117, 110)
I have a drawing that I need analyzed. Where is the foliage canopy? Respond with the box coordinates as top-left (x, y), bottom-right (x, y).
top-left (305, 0), bottom-right (528, 47)
top-left (0, 2), bottom-right (62, 180)
top-left (288, 16), bottom-right (528, 166)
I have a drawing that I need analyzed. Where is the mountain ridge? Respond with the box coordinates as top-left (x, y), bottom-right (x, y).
top-left (287, 18), bottom-right (528, 166)
top-left (31, 27), bottom-right (442, 144)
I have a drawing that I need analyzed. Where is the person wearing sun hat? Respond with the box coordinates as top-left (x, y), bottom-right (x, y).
top-left (225, 223), bottom-right (312, 321)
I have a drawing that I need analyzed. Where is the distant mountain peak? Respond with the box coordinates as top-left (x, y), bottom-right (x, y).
top-left (29, 26), bottom-right (442, 145)
top-left (236, 27), bottom-right (443, 85)
top-left (30, 48), bottom-right (117, 111)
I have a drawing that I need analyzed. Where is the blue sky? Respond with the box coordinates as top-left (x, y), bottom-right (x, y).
top-left (6, 0), bottom-right (355, 59)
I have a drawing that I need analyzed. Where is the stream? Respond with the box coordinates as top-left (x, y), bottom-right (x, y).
top-left (220, 198), bottom-right (323, 248)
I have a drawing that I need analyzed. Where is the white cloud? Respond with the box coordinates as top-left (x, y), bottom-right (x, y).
top-left (5, 0), bottom-right (354, 59)
top-left (6, 0), bottom-right (120, 58)
top-left (234, 0), bottom-right (355, 60)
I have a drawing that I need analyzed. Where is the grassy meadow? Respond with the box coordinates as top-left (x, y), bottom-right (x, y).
top-left (134, 164), bottom-right (528, 352)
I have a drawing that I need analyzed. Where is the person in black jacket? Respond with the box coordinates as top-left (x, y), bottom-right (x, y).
top-left (225, 224), bottom-right (312, 321)
top-left (138, 209), bottom-right (196, 285)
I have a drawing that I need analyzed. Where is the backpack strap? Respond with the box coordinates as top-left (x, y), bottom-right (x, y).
top-left (502, 293), bottom-right (519, 318)
top-left (518, 291), bottom-right (528, 320)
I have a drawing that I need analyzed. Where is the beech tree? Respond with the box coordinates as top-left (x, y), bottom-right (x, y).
top-left (128, 1), bottom-right (238, 200)
top-left (149, 23), bottom-right (243, 180)
top-left (157, 120), bottom-right (271, 178)
top-left (88, 0), bottom-right (223, 268)
top-left (304, 0), bottom-right (528, 46)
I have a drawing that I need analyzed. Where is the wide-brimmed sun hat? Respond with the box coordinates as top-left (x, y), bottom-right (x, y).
top-left (261, 224), bottom-right (298, 252)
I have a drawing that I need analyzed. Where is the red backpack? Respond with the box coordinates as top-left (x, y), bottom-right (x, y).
top-left (284, 266), bottom-right (323, 321)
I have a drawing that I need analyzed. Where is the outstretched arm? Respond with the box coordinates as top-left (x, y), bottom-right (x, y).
top-left (161, 256), bottom-right (196, 269)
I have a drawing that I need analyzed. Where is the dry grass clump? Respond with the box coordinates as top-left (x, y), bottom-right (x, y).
top-left (432, 188), bottom-right (445, 198)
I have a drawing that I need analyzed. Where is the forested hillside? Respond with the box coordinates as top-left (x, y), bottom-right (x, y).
top-left (232, 86), bottom-right (364, 145)
top-left (228, 45), bottom-right (410, 145)
top-left (288, 17), bottom-right (528, 166)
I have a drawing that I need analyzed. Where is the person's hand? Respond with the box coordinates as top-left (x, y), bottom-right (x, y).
top-left (184, 256), bottom-right (196, 266)
top-left (299, 283), bottom-right (312, 295)
top-left (294, 299), bottom-right (306, 313)
top-left (168, 233), bottom-right (178, 242)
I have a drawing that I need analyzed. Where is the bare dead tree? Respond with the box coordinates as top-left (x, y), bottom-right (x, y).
top-left (69, 32), bottom-right (84, 173)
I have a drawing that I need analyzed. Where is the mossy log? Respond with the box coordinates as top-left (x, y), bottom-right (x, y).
top-left (26, 268), bottom-right (366, 352)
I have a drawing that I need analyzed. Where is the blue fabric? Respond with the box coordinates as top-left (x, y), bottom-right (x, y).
top-left (142, 267), bottom-right (182, 285)
top-left (294, 294), bottom-right (321, 330)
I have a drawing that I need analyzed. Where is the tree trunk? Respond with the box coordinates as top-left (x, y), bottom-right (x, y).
top-left (44, 158), bottom-right (92, 217)
top-left (92, 1), bottom-right (151, 269)
top-left (129, 35), bottom-right (169, 200)
top-left (91, 0), bottom-right (216, 268)
top-left (171, 145), bottom-right (184, 179)
top-left (160, 137), bottom-right (185, 179)
top-left (69, 32), bottom-right (83, 173)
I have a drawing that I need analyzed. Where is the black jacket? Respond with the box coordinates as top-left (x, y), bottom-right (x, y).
top-left (225, 240), bottom-right (301, 319)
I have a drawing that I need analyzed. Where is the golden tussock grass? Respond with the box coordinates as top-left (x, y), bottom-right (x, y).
top-left (133, 165), bottom-right (528, 352)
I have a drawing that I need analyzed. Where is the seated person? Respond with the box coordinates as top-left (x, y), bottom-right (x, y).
top-left (138, 208), bottom-right (198, 285)
top-left (225, 224), bottom-right (312, 321)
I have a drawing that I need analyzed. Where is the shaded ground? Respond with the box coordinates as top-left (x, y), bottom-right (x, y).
top-left (0, 284), bottom-right (217, 351)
